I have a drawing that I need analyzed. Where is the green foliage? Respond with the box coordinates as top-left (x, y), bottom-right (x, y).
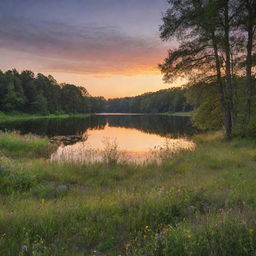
top-left (0, 69), bottom-right (192, 115)
top-left (0, 69), bottom-right (105, 115)
top-left (192, 102), bottom-right (222, 130)
top-left (186, 81), bottom-right (222, 130)
top-left (107, 88), bottom-right (192, 113)
top-left (0, 131), bottom-right (51, 158)
top-left (0, 163), bottom-right (36, 194)
top-left (90, 96), bottom-right (106, 113)
top-left (2, 83), bottom-right (26, 111)
top-left (160, 0), bottom-right (256, 138)
top-left (30, 182), bottom-right (67, 200)
top-left (247, 115), bottom-right (256, 136)
top-left (185, 78), bottom-right (256, 134)
top-left (127, 221), bottom-right (256, 256)
top-left (31, 93), bottom-right (48, 115)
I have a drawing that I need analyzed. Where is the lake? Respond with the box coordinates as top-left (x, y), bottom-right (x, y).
top-left (0, 114), bottom-right (196, 163)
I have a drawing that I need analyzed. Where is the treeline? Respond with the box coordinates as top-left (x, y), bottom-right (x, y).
top-left (0, 69), bottom-right (193, 115)
top-left (107, 88), bottom-right (193, 113)
top-left (0, 69), bottom-right (105, 114)
top-left (160, 0), bottom-right (256, 137)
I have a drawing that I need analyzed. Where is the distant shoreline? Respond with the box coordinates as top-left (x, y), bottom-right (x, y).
top-left (94, 112), bottom-right (192, 116)
top-left (159, 112), bottom-right (192, 117)
top-left (0, 112), bottom-right (192, 123)
top-left (0, 113), bottom-right (90, 123)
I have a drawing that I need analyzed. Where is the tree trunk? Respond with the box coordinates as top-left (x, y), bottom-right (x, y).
top-left (245, 5), bottom-right (254, 124)
top-left (211, 30), bottom-right (232, 138)
top-left (223, 0), bottom-right (234, 138)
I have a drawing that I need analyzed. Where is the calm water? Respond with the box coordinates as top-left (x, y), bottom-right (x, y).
top-left (0, 114), bottom-right (195, 163)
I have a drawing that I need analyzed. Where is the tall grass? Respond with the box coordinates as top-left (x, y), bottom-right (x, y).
top-left (0, 131), bottom-right (54, 158)
top-left (51, 136), bottom-right (195, 165)
top-left (0, 131), bottom-right (255, 255)
top-left (0, 112), bottom-right (90, 123)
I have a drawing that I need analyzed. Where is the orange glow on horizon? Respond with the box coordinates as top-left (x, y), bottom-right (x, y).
top-left (38, 62), bottom-right (187, 98)
top-left (48, 71), bottom-right (186, 99)
top-left (1, 47), bottom-right (185, 98)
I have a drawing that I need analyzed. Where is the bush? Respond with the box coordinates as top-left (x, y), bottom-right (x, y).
top-left (0, 164), bottom-right (37, 194)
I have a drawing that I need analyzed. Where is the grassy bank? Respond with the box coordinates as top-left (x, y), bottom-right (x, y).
top-left (160, 112), bottom-right (192, 117)
top-left (0, 131), bottom-right (256, 255)
top-left (0, 112), bottom-right (90, 123)
top-left (0, 112), bottom-right (191, 124)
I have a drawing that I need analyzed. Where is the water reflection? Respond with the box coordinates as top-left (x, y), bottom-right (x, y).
top-left (51, 125), bottom-right (195, 164)
top-left (0, 114), bottom-right (194, 138)
top-left (0, 114), bottom-right (196, 164)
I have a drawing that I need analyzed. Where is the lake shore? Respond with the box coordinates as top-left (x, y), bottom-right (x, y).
top-left (0, 131), bottom-right (255, 255)
top-left (0, 112), bottom-right (192, 124)
top-left (160, 111), bottom-right (192, 117)
top-left (0, 112), bottom-right (90, 123)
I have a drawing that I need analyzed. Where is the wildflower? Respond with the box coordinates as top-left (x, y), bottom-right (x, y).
top-left (124, 242), bottom-right (131, 250)
top-left (185, 229), bottom-right (192, 238)
top-left (41, 199), bottom-right (46, 205)
top-left (249, 228), bottom-right (254, 233)
top-left (144, 225), bottom-right (149, 232)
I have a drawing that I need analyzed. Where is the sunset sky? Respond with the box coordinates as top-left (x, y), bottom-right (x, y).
top-left (0, 0), bottom-right (180, 98)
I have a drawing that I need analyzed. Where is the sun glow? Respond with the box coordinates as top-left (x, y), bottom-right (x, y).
top-left (47, 72), bottom-right (186, 98)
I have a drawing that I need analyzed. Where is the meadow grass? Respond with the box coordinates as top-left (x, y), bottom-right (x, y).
top-left (0, 131), bottom-right (255, 255)
top-left (0, 112), bottom-right (90, 123)
top-left (0, 131), bottom-right (53, 158)
top-left (160, 112), bottom-right (192, 117)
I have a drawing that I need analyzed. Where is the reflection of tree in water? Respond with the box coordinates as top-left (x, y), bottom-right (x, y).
top-left (0, 115), bottom-right (195, 138)
top-left (0, 116), bottom-right (107, 137)
top-left (106, 115), bottom-right (194, 137)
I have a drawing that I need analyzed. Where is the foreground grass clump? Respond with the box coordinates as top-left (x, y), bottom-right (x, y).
top-left (127, 217), bottom-right (256, 256)
top-left (0, 131), bottom-right (53, 158)
top-left (0, 131), bottom-right (255, 255)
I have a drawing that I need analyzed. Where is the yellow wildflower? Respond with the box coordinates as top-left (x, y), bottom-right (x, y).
top-left (41, 199), bottom-right (46, 205)
top-left (144, 225), bottom-right (150, 233)
top-left (249, 228), bottom-right (254, 233)
top-left (124, 242), bottom-right (131, 250)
